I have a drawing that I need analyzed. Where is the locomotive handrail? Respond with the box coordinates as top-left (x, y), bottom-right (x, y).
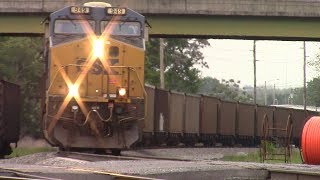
top-left (124, 66), bottom-right (148, 121)
top-left (48, 64), bottom-right (145, 94)
top-left (47, 63), bottom-right (147, 125)
top-left (47, 64), bottom-right (85, 92)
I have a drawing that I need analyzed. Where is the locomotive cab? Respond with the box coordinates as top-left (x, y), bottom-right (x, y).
top-left (42, 2), bottom-right (146, 153)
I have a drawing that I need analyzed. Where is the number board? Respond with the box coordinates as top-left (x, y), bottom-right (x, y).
top-left (106, 7), bottom-right (127, 15)
top-left (70, 6), bottom-right (90, 14)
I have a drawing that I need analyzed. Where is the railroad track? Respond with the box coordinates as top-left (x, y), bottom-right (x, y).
top-left (0, 166), bottom-right (158, 180)
top-left (0, 168), bottom-right (61, 180)
top-left (54, 151), bottom-right (320, 180)
top-left (57, 151), bottom-right (192, 162)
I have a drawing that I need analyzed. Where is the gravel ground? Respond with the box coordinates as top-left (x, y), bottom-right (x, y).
top-left (1, 147), bottom-right (257, 165)
top-left (1, 152), bottom-right (56, 164)
top-left (122, 148), bottom-right (258, 160)
top-left (0, 155), bottom-right (247, 175)
top-left (0, 148), bottom-right (318, 176)
top-left (16, 137), bottom-right (50, 148)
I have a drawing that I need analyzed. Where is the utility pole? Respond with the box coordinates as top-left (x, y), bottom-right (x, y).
top-left (303, 41), bottom-right (307, 112)
top-left (253, 40), bottom-right (257, 104)
top-left (160, 38), bottom-right (165, 89)
top-left (264, 81), bottom-right (267, 105)
top-left (273, 84), bottom-right (276, 105)
top-left (273, 83), bottom-right (278, 105)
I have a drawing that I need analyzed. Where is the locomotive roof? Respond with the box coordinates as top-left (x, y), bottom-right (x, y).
top-left (50, 5), bottom-right (145, 23)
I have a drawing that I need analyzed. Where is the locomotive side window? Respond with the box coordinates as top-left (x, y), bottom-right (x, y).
top-left (54, 20), bottom-right (95, 34)
top-left (101, 21), bottom-right (141, 36)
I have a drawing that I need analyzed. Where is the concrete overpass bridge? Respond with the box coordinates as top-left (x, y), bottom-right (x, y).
top-left (1, 0), bottom-right (320, 40)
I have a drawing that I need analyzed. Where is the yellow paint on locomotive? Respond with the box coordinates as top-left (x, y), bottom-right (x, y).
top-left (49, 37), bottom-right (144, 101)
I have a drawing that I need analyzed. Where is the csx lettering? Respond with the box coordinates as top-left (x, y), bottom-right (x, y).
top-left (76, 58), bottom-right (119, 75)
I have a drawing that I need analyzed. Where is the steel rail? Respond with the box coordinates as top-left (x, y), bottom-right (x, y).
top-left (268, 168), bottom-right (320, 177)
top-left (0, 167), bottom-right (62, 180)
top-left (0, 166), bottom-right (158, 180)
top-left (68, 168), bottom-right (158, 180)
top-left (58, 151), bottom-right (191, 162)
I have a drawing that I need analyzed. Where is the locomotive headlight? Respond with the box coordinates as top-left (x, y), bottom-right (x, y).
top-left (71, 105), bottom-right (79, 112)
top-left (69, 84), bottom-right (79, 97)
top-left (118, 88), bottom-right (127, 97)
top-left (93, 38), bottom-right (104, 59)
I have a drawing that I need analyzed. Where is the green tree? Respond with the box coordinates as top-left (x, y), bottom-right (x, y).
top-left (145, 38), bottom-right (209, 93)
top-left (0, 37), bottom-right (43, 136)
top-left (306, 54), bottom-right (320, 106)
top-left (291, 87), bottom-right (304, 105)
top-left (198, 77), bottom-right (252, 103)
top-left (307, 77), bottom-right (320, 106)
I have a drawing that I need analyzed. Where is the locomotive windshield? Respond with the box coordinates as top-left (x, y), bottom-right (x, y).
top-left (54, 20), bottom-right (95, 34)
top-left (101, 21), bottom-right (141, 36)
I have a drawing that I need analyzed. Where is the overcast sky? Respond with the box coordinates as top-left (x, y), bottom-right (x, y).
top-left (200, 39), bottom-right (320, 89)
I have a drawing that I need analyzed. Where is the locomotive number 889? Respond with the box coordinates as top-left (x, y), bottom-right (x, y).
top-left (41, 2), bottom-right (146, 154)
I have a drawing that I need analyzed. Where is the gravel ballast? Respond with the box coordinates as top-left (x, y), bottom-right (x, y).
top-left (0, 148), bottom-right (318, 179)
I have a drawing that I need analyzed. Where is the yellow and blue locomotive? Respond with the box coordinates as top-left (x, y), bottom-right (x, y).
top-left (41, 2), bottom-right (146, 154)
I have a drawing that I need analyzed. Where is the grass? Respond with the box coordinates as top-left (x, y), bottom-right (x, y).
top-left (223, 141), bottom-right (303, 164)
top-left (223, 151), bottom-right (261, 162)
top-left (6, 147), bottom-right (55, 158)
top-left (223, 149), bottom-right (302, 164)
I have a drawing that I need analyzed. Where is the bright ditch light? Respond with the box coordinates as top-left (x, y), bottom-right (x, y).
top-left (68, 84), bottom-right (79, 97)
top-left (93, 38), bottom-right (105, 59)
top-left (118, 88), bottom-right (126, 97)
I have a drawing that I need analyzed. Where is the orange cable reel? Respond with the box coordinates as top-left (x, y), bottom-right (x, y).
top-left (302, 116), bottom-right (320, 164)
